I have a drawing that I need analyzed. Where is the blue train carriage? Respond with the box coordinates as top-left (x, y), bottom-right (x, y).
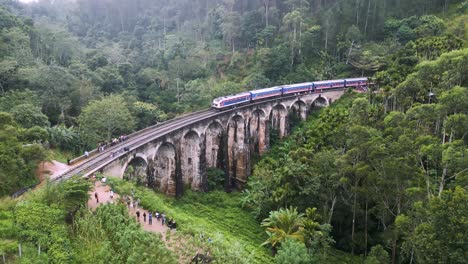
top-left (344, 77), bottom-right (368, 88)
top-left (282, 82), bottom-right (313, 95)
top-left (211, 92), bottom-right (251, 109)
top-left (313, 79), bottom-right (345, 91)
top-left (249, 86), bottom-right (283, 101)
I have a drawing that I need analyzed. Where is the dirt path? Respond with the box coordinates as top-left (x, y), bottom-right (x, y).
top-left (87, 181), bottom-right (170, 239)
top-left (37, 160), bottom-right (71, 181)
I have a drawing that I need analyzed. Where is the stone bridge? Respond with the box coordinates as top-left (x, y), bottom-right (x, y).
top-left (61, 90), bottom-right (347, 196)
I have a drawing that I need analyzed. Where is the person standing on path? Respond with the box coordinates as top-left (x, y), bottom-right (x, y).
top-left (162, 213), bottom-right (166, 226)
top-left (148, 212), bottom-right (153, 225)
top-left (143, 212), bottom-right (147, 222)
top-left (136, 210), bottom-right (140, 222)
top-left (94, 192), bottom-right (99, 203)
top-left (110, 190), bottom-right (114, 199)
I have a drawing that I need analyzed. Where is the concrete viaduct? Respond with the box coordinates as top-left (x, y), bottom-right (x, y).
top-left (58, 90), bottom-right (347, 196)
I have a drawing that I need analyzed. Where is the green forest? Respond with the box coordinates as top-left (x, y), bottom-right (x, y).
top-left (0, 0), bottom-right (467, 263)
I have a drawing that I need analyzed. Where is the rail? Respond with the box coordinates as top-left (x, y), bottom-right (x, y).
top-left (55, 109), bottom-right (218, 181)
top-left (53, 89), bottom-right (346, 182)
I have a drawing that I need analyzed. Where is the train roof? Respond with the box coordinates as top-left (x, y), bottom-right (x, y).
top-left (250, 86), bottom-right (283, 94)
top-left (313, 79), bottom-right (344, 84)
top-left (283, 82), bottom-right (313, 88)
top-left (212, 92), bottom-right (251, 103)
top-left (345, 77), bottom-right (368, 81)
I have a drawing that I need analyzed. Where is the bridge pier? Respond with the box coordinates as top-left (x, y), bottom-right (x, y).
top-left (227, 115), bottom-right (250, 189)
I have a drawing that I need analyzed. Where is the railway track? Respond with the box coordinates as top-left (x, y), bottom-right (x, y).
top-left (55, 109), bottom-right (220, 181)
top-left (54, 89), bottom-right (343, 182)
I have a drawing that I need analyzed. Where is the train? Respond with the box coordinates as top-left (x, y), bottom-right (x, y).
top-left (211, 77), bottom-right (368, 109)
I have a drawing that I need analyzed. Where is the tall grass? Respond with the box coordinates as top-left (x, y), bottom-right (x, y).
top-left (109, 179), bottom-right (273, 263)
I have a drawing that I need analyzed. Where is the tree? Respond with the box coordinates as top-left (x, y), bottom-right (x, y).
top-left (78, 95), bottom-right (135, 145)
top-left (275, 238), bottom-right (313, 264)
top-left (10, 104), bottom-right (50, 128)
top-left (0, 112), bottom-right (46, 196)
top-left (47, 125), bottom-right (79, 151)
top-left (131, 101), bottom-right (167, 130)
top-left (261, 207), bottom-right (305, 249)
top-left (397, 187), bottom-right (467, 264)
top-left (364, 244), bottom-right (390, 264)
top-left (302, 208), bottom-right (334, 255)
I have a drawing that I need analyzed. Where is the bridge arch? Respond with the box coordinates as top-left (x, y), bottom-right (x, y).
top-left (180, 130), bottom-right (202, 191)
top-left (154, 142), bottom-right (178, 196)
top-left (205, 120), bottom-right (224, 169)
top-left (289, 100), bottom-right (308, 121)
top-left (121, 153), bottom-right (148, 184)
top-left (269, 103), bottom-right (288, 138)
top-left (311, 96), bottom-right (329, 109)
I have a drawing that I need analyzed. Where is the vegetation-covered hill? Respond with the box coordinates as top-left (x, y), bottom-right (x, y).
top-left (0, 0), bottom-right (467, 263)
top-left (0, 0), bottom-right (466, 197)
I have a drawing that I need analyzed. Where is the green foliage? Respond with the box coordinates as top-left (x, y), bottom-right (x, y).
top-left (261, 207), bottom-right (305, 248)
top-left (20, 126), bottom-right (48, 143)
top-left (15, 201), bottom-right (72, 263)
top-left (110, 179), bottom-right (272, 263)
top-left (10, 104), bottom-right (50, 129)
top-left (131, 100), bottom-right (167, 130)
top-left (0, 0), bottom-right (465, 262)
top-left (397, 187), bottom-right (468, 263)
top-left (79, 95), bottom-right (135, 145)
top-left (364, 245), bottom-right (390, 264)
top-left (73, 204), bottom-right (177, 263)
top-left (247, 54), bottom-right (467, 258)
top-left (206, 167), bottom-right (225, 191)
top-left (275, 239), bottom-right (314, 264)
top-left (0, 112), bottom-right (46, 196)
top-left (46, 125), bottom-right (79, 151)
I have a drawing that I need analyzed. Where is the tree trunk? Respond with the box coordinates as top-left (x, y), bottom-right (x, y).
top-left (420, 158), bottom-right (432, 199)
top-left (328, 196), bottom-right (337, 224)
top-left (439, 130), bottom-right (453, 196)
top-left (325, 25), bottom-right (329, 50)
top-left (118, 8), bottom-right (125, 32)
top-left (264, 0), bottom-right (270, 47)
top-left (364, 199), bottom-right (368, 256)
top-left (351, 182), bottom-right (358, 255)
top-left (291, 26), bottom-right (297, 67)
top-left (391, 233), bottom-right (397, 264)
top-left (346, 40), bottom-right (355, 64)
top-left (355, 0), bottom-right (360, 26)
top-left (444, 0), bottom-right (449, 16)
top-left (364, 0), bottom-right (371, 35)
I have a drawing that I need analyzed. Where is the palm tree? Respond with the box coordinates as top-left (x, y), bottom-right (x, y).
top-left (261, 207), bottom-right (305, 248)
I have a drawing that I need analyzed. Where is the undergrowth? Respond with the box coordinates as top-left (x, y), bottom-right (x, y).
top-left (109, 179), bottom-right (273, 263)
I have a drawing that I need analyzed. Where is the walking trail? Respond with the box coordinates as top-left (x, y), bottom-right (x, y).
top-left (87, 181), bottom-right (170, 239)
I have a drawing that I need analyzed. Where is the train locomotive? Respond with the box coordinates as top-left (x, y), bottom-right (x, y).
top-left (211, 77), bottom-right (368, 109)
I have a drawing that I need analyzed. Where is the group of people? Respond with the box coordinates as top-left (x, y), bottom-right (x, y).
top-left (80, 135), bottom-right (130, 162)
top-left (123, 191), bottom-right (178, 230)
top-left (134, 209), bottom-right (177, 229)
top-left (97, 134), bottom-right (128, 152)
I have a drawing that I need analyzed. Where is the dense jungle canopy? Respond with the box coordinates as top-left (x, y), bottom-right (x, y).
top-left (0, 0), bottom-right (467, 263)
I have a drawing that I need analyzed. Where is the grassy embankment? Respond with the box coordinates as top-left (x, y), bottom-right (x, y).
top-left (110, 178), bottom-right (273, 263)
